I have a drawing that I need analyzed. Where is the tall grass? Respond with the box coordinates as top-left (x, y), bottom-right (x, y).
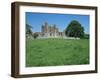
top-left (26, 39), bottom-right (89, 67)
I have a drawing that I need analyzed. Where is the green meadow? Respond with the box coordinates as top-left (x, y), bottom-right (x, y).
top-left (26, 39), bottom-right (89, 67)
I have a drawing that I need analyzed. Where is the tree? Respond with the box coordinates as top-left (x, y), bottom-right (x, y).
top-left (26, 24), bottom-right (32, 35)
top-left (33, 33), bottom-right (39, 39)
top-left (26, 24), bottom-right (33, 38)
top-left (65, 20), bottom-right (84, 38)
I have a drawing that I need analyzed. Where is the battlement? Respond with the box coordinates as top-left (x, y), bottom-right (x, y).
top-left (40, 22), bottom-right (64, 38)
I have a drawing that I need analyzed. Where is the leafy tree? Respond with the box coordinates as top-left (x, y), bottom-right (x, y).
top-left (65, 20), bottom-right (84, 38)
top-left (26, 24), bottom-right (32, 35)
top-left (26, 24), bottom-right (33, 38)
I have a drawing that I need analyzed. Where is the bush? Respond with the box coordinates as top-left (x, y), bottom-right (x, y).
top-left (33, 33), bottom-right (39, 39)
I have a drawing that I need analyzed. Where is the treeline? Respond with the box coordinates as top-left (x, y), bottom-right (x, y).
top-left (26, 20), bottom-right (89, 39)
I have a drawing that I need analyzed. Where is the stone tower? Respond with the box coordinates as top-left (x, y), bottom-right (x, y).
top-left (41, 22), bottom-right (59, 38)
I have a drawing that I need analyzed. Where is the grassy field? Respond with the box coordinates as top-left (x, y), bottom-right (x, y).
top-left (26, 38), bottom-right (89, 67)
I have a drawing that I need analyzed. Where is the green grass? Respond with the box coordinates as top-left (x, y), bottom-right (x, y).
top-left (26, 38), bottom-right (89, 67)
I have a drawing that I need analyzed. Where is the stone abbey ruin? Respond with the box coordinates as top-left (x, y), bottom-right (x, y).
top-left (27, 22), bottom-right (80, 39)
top-left (35, 22), bottom-right (66, 38)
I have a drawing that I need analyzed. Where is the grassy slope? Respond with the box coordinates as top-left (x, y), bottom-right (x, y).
top-left (26, 39), bottom-right (89, 67)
